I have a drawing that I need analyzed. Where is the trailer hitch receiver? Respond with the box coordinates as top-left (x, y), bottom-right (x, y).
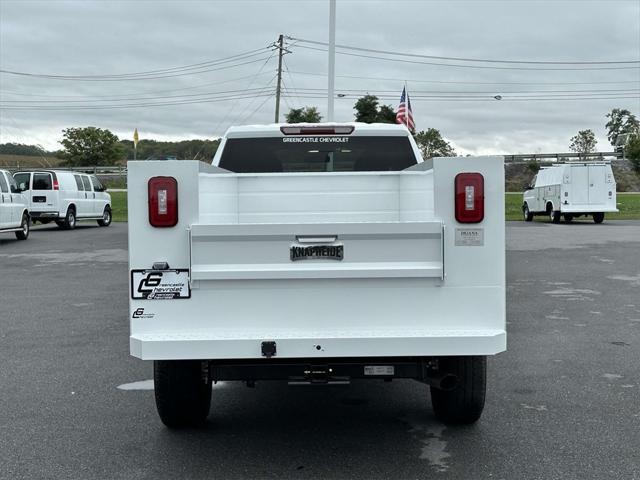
top-left (261, 341), bottom-right (277, 358)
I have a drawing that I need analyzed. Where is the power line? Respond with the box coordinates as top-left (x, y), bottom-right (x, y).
top-left (220, 51), bottom-right (279, 132)
top-left (0, 47), bottom-right (272, 80)
top-left (295, 44), bottom-right (640, 71)
top-left (239, 93), bottom-right (274, 124)
top-left (0, 92), bottom-right (275, 110)
top-left (289, 36), bottom-right (640, 66)
top-left (0, 86), bottom-right (283, 104)
top-left (0, 54), bottom-right (275, 82)
top-left (0, 71), bottom-right (275, 99)
top-left (282, 86), bottom-right (640, 95)
top-left (287, 69), bottom-right (640, 87)
top-left (282, 57), bottom-right (302, 105)
top-left (280, 80), bottom-right (294, 111)
top-left (282, 93), bottom-right (640, 102)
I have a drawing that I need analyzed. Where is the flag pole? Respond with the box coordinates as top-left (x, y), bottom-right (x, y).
top-left (404, 81), bottom-right (409, 130)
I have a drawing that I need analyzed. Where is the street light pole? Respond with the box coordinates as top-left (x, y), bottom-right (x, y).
top-left (327, 0), bottom-right (336, 122)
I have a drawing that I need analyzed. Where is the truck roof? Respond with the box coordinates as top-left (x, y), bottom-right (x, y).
top-left (224, 122), bottom-right (412, 139)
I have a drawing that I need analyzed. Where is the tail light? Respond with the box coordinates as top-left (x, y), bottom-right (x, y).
top-left (53, 180), bottom-right (59, 190)
top-left (455, 173), bottom-right (484, 223)
top-left (148, 176), bottom-right (178, 227)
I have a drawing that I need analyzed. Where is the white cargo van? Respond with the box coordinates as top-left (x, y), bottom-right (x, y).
top-left (522, 162), bottom-right (618, 223)
top-left (0, 169), bottom-right (30, 240)
top-left (128, 123), bottom-right (506, 428)
top-left (13, 170), bottom-right (112, 229)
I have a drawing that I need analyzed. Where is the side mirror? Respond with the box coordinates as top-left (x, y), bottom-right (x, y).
top-left (10, 185), bottom-right (19, 193)
top-left (523, 184), bottom-right (533, 191)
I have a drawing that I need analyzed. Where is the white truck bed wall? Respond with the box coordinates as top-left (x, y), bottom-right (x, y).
top-left (128, 157), bottom-right (505, 360)
top-left (198, 171), bottom-right (434, 224)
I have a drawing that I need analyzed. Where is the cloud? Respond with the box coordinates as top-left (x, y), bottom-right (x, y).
top-left (0, 0), bottom-right (638, 153)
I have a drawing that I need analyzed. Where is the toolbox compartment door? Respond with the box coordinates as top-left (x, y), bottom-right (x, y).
top-left (189, 221), bottom-right (444, 281)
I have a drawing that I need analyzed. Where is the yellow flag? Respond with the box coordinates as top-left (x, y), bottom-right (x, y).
top-left (133, 128), bottom-right (139, 147)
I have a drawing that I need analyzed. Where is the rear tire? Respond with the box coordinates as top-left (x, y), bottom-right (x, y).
top-left (15, 213), bottom-right (30, 240)
top-left (430, 356), bottom-right (486, 425)
top-left (97, 206), bottom-right (112, 227)
top-left (154, 360), bottom-right (212, 428)
top-left (593, 212), bottom-right (604, 224)
top-left (550, 210), bottom-right (561, 224)
top-left (523, 204), bottom-right (533, 222)
top-left (61, 207), bottom-right (76, 230)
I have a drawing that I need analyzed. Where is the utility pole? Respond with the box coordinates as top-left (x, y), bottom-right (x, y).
top-left (274, 34), bottom-right (284, 123)
top-left (327, 0), bottom-right (336, 122)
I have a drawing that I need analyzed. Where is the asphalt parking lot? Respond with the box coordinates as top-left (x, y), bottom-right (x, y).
top-left (1, 220), bottom-right (639, 480)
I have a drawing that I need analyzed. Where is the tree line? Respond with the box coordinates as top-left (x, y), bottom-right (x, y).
top-left (568, 108), bottom-right (640, 173)
top-left (3, 99), bottom-right (638, 174)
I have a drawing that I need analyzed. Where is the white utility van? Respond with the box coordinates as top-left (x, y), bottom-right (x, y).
top-left (0, 169), bottom-right (30, 240)
top-left (128, 123), bottom-right (506, 428)
top-left (13, 170), bottom-right (112, 229)
top-left (522, 162), bottom-right (618, 223)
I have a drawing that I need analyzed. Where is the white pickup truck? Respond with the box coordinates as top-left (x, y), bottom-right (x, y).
top-left (128, 123), bottom-right (505, 428)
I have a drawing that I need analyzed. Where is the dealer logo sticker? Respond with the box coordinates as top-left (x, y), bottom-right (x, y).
top-left (132, 308), bottom-right (154, 319)
top-left (131, 269), bottom-right (191, 299)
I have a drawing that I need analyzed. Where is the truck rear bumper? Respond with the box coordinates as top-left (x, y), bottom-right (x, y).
top-left (130, 329), bottom-right (506, 360)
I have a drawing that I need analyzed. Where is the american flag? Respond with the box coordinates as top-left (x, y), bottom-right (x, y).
top-left (396, 86), bottom-right (415, 131)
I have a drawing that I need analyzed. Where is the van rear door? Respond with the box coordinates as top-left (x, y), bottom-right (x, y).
top-left (588, 165), bottom-right (606, 203)
top-left (570, 166), bottom-right (589, 205)
top-left (32, 172), bottom-right (58, 214)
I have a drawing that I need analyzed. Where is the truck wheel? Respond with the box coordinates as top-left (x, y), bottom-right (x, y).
top-left (154, 360), bottom-right (211, 428)
top-left (523, 204), bottom-right (533, 222)
top-left (564, 213), bottom-right (573, 223)
top-left (61, 207), bottom-right (76, 230)
top-left (550, 210), bottom-right (561, 224)
top-left (97, 206), bottom-right (112, 227)
top-left (430, 356), bottom-right (486, 425)
top-left (15, 213), bottom-right (30, 240)
top-left (593, 212), bottom-right (604, 224)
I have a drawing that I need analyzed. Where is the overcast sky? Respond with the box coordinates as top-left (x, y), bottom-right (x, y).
top-left (1, 0), bottom-right (639, 155)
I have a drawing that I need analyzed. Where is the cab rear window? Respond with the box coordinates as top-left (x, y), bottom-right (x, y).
top-left (219, 136), bottom-right (417, 173)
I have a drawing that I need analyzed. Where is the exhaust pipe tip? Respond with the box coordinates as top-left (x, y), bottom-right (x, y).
top-left (438, 374), bottom-right (458, 391)
top-left (427, 373), bottom-right (458, 391)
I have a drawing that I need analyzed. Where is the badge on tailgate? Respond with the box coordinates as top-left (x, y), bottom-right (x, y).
top-left (131, 269), bottom-right (190, 299)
